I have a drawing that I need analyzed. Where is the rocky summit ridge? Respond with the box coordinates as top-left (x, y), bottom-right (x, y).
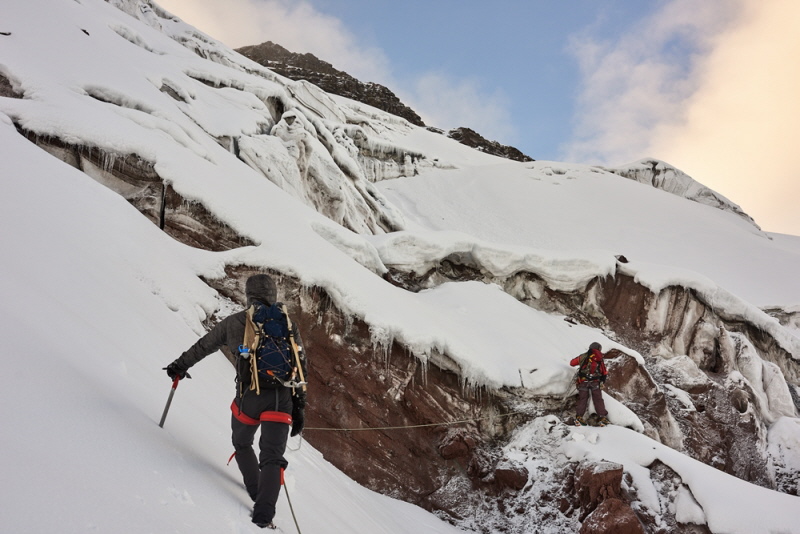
top-left (236, 40), bottom-right (535, 163)
top-left (236, 40), bottom-right (425, 127)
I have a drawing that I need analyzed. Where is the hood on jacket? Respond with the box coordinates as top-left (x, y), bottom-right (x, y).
top-left (245, 274), bottom-right (277, 307)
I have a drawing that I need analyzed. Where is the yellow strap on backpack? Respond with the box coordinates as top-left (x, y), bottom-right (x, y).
top-left (281, 304), bottom-right (307, 393)
top-left (243, 305), bottom-right (261, 395)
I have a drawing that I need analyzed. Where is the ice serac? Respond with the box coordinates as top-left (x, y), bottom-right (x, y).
top-left (604, 158), bottom-right (760, 229)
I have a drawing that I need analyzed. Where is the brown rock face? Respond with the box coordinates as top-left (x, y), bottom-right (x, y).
top-left (574, 462), bottom-right (644, 534)
top-left (574, 461), bottom-right (624, 519)
top-left (494, 461), bottom-right (529, 491)
top-left (438, 429), bottom-right (479, 460)
top-left (580, 498), bottom-right (645, 534)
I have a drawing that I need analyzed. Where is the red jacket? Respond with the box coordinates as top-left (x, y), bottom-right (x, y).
top-left (570, 349), bottom-right (607, 383)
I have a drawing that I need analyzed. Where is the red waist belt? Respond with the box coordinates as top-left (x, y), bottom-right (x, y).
top-left (231, 400), bottom-right (292, 426)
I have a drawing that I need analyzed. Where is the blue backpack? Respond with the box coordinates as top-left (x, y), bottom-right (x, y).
top-left (251, 302), bottom-right (293, 385)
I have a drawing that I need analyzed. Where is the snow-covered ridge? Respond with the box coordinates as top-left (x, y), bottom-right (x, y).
top-left (604, 158), bottom-right (760, 229)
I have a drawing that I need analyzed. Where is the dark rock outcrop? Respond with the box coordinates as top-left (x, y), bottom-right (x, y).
top-left (494, 460), bottom-right (529, 491)
top-left (580, 498), bottom-right (645, 534)
top-left (448, 126), bottom-right (534, 162)
top-left (573, 461), bottom-right (645, 533)
top-left (574, 461), bottom-right (625, 520)
top-left (236, 41), bottom-right (425, 126)
top-left (0, 72), bottom-right (22, 98)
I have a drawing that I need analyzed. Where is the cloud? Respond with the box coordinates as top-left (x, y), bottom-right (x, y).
top-left (561, 0), bottom-right (737, 166)
top-left (562, 0), bottom-right (800, 234)
top-left (648, 0), bottom-right (800, 235)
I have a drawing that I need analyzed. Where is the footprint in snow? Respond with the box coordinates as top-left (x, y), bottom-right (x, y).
top-left (167, 486), bottom-right (194, 505)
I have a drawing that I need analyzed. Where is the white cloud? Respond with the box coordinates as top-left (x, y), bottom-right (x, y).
top-left (561, 0), bottom-right (737, 166)
top-left (648, 0), bottom-right (800, 235)
top-left (562, 0), bottom-right (800, 235)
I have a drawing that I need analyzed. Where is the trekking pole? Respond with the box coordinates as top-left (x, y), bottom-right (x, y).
top-left (281, 468), bottom-right (303, 534)
top-left (159, 376), bottom-right (181, 428)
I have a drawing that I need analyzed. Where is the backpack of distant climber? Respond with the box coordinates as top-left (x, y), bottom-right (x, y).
top-left (575, 342), bottom-right (607, 384)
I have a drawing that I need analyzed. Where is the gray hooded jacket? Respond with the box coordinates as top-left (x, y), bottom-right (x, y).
top-left (172, 275), bottom-right (305, 386)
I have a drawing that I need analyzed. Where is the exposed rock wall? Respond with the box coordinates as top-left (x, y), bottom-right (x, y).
top-left (574, 461), bottom-right (645, 534)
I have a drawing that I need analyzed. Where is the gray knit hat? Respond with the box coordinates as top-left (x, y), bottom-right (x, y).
top-left (245, 274), bottom-right (277, 306)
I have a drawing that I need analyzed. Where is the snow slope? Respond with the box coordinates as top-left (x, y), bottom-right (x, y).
top-left (0, 118), bottom-right (462, 534)
top-left (2, 0), bottom-right (800, 532)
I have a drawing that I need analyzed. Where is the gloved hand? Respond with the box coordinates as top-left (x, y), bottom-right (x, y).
top-left (164, 361), bottom-right (191, 381)
top-left (293, 391), bottom-right (307, 410)
top-left (291, 403), bottom-right (305, 437)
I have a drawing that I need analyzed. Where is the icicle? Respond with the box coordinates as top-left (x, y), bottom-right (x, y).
top-left (369, 325), bottom-right (394, 369)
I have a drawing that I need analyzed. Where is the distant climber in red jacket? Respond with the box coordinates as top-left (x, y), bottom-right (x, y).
top-left (570, 342), bottom-right (609, 427)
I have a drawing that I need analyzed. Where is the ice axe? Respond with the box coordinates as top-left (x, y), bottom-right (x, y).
top-left (158, 372), bottom-right (190, 428)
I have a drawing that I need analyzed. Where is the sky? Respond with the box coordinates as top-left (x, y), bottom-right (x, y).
top-left (154, 0), bottom-right (800, 237)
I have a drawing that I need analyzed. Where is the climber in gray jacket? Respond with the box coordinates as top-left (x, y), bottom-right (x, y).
top-left (164, 274), bottom-right (307, 529)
